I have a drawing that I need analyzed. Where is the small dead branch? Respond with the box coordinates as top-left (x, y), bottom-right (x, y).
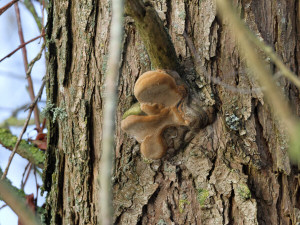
top-left (21, 163), bottom-right (32, 190)
top-left (33, 167), bottom-right (39, 207)
top-left (0, 0), bottom-right (19, 16)
top-left (15, 2), bottom-right (41, 131)
top-left (1, 80), bottom-right (45, 180)
top-left (125, 0), bottom-right (180, 70)
top-left (0, 180), bottom-right (40, 225)
top-left (0, 204), bottom-right (7, 210)
top-left (26, 42), bottom-right (46, 78)
top-left (99, 0), bottom-right (124, 224)
top-left (0, 34), bottom-right (44, 63)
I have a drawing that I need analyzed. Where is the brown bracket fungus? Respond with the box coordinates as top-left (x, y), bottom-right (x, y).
top-left (121, 70), bottom-right (189, 159)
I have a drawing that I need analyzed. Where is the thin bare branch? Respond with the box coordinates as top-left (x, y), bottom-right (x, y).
top-left (21, 163), bottom-right (32, 190)
top-left (33, 167), bottom-right (39, 206)
top-left (99, 0), bottom-right (124, 224)
top-left (0, 0), bottom-right (19, 16)
top-left (21, 162), bottom-right (31, 190)
top-left (14, 2), bottom-right (41, 131)
top-left (26, 42), bottom-right (46, 78)
top-left (125, 0), bottom-right (180, 70)
top-left (0, 204), bottom-right (7, 210)
top-left (1, 80), bottom-right (45, 180)
top-left (0, 34), bottom-right (44, 63)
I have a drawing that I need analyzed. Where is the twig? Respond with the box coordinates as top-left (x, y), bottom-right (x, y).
top-left (33, 167), bottom-right (39, 207)
top-left (0, 204), bottom-right (7, 210)
top-left (99, 0), bottom-right (124, 224)
top-left (21, 163), bottom-right (32, 190)
top-left (26, 42), bottom-right (46, 78)
top-left (37, 0), bottom-right (48, 9)
top-left (1, 80), bottom-right (45, 180)
top-left (0, 0), bottom-right (19, 16)
top-left (125, 0), bottom-right (180, 70)
top-left (14, 2), bottom-right (41, 131)
top-left (0, 34), bottom-right (44, 63)
top-left (0, 180), bottom-right (41, 225)
top-left (21, 162), bottom-right (31, 190)
top-left (12, 103), bottom-right (33, 117)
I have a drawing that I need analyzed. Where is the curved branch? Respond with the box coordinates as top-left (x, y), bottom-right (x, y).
top-left (0, 128), bottom-right (44, 169)
top-left (0, 180), bottom-right (40, 225)
top-left (125, 0), bottom-right (180, 71)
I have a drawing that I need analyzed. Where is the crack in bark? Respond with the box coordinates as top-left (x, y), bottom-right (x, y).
top-left (228, 190), bottom-right (234, 225)
top-left (62, 0), bottom-right (73, 86)
top-left (253, 102), bottom-right (273, 168)
top-left (136, 186), bottom-right (161, 225)
top-left (276, 173), bottom-right (283, 225)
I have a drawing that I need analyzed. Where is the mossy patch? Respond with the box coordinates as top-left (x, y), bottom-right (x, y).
top-left (197, 188), bottom-right (209, 206)
top-left (237, 184), bottom-right (251, 200)
top-left (0, 128), bottom-right (44, 168)
top-left (122, 102), bottom-right (144, 119)
top-left (179, 198), bottom-right (190, 213)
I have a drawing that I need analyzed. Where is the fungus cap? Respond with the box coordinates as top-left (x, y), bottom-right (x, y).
top-left (141, 133), bottom-right (167, 159)
top-left (121, 70), bottom-right (188, 159)
top-left (134, 70), bottom-right (184, 107)
top-left (121, 108), bottom-right (170, 142)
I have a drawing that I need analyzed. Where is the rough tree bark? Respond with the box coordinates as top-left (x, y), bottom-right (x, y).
top-left (43, 0), bottom-right (300, 224)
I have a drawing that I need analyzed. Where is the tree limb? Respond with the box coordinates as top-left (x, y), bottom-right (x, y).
top-left (0, 180), bottom-right (40, 225)
top-left (125, 0), bottom-right (180, 71)
top-left (0, 129), bottom-right (44, 169)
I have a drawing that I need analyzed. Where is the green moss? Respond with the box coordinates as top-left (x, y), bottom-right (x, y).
top-left (0, 128), bottom-right (18, 147)
top-left (237, 184), bottom-right (251, 200)
top-left (122, 102), bottom-right (144, 119)
top-left (142, 157), bottom-right (153, 164)
top-left (179, 199), bottom-right (190, 213)
top-left (0, 168), bottom-right (25, 200)
top-left (0, 128), bottom-right (44, 168)
top-left (197, 188), bottom-right (209, 206)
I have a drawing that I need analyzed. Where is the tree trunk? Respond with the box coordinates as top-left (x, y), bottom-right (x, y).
top-left (43, 0), bottom-right (300, 224)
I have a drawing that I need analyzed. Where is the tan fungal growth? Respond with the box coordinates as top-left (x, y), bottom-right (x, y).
top-left (121, 70), bottom-right (188, 159)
